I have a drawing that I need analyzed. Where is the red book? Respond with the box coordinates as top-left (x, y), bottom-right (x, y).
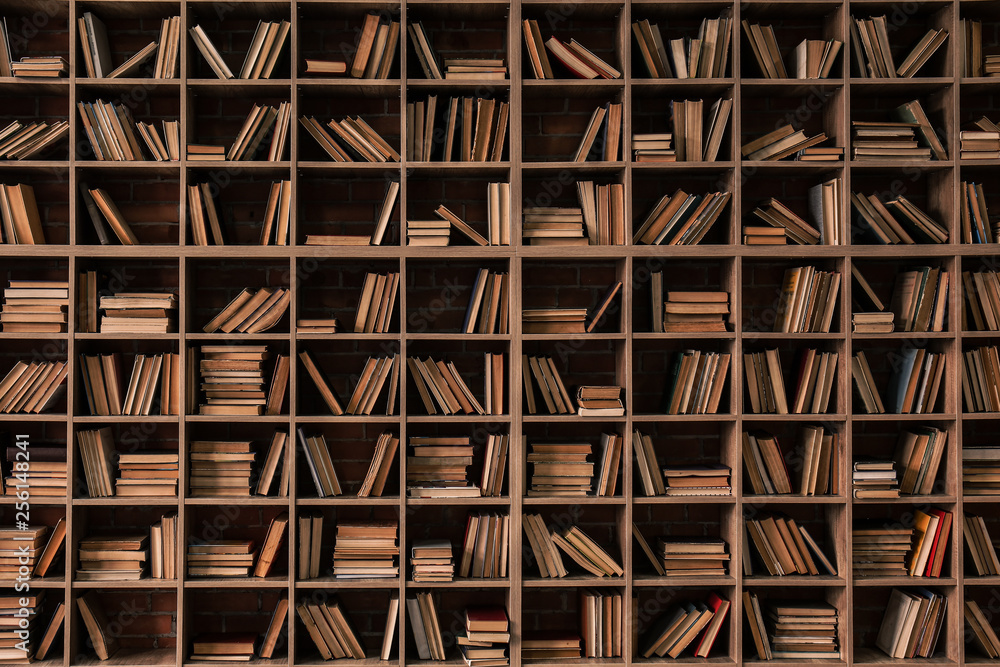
top-left (465, 606), bottom-right (509, 632)
top-left (695, 592), bottom-right (730, 658)
top-left (925, 508), bottom-right (952, 577)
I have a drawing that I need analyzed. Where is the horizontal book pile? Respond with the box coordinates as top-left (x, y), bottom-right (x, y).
top-left (78, 534), bottom-right (146, 581)
top-left (341, 13), bottom-right (399, 79)
top-left (298, 430), bottom-right (342, 497)
top-left (964, 513), bottom-right (1000, 574)
top-left (460, 607), bottom-right (510, 667)
top-left (581, 590), bottom-right (623, 658)
top-left (188, 540), bottom-right (254, 577)
top-left (522, 181), bottom-right (622, 246)
top-left (522, 308), bottom-right (585, 334)
top-left (961, 123), bottom-right (1000, 160)
top-left (632, 13), bottom-right (732, 79)
top-left (10, 56), bottom-right (67, 77)
top-left (0, 119), bottom-right (69, 160)
top-left (77, 100), bottom-right (179, 161)
top-left (577, 385), bottom-right (624, 417)
top-left (745, 514), bottom-right (836, 576)
top-left (116, 452), bottom-right (178, 497)
top-left (964, 447), bottom-right (1000, 496)
top-left (204, 287), bottom-right (290, 334)
top-left (444, 58), bottom-right (506, 80)
top-left (528, 443), bottom-right (592, 496)
top-left (1, 279), bottom-right (66, 332)
top-left (876, 589), bottom-right (947, 658)
top-left (633, 188), bottom-right (731, 245)
top-left (407, 95), bottom-right (508, 161)
top-left (663, 465), bottom-right (731, 497)
top-left (854, 312), bottom-right (894, 333)
top-left (0, 359), bottom-right (67, 414)
top-left (99, 292), bottom-right (177, 333)
top-left (742, 21), bottom-right (841, 79)
top-left (661, 291), bottom-right (729, 333)
top-left (190, 20), bottom-right (289, 80)
top-left (190, 441), bottom-right (253, 498)
top-left (960, 180), bottom-right (997, 244)
top-left (671, 98), bottom-right (732, 162)
top-left (742, 124), bottom-right (829, 162)
top-left (851, 16), bottom-right (947, 78)
top-left (296, 598), bottom-right (365, 659)
top-left (522, 21), bottom-right (620, 80)
top-left (190, 633), bottom-right (257, 661)
top-left (300, 114), bottom-right (398, 163)
top-left (0, 527), bottom-right (47, 579)
top-left (411, 540), bottom-right (453, 583)
top-left (640, 593), bottom-right (729, 659)
top-left (333, 521), bottom-right (398, 579)
top-left (748, 198), bottom-right (819, 246)
top-left (149, 513), bottom-right (177, 579)
top-left (853, 508), bottom-right (952, 577)
top-left (663, 350), bottom-right (731, 415)
top-left (853, 460), bottom-right (899, 498)
top-left (632, 132), bottom-right (674, 162)
top-left (660, 538), bottom-right (729, 577)
top-left (966, 600), bottom-right (1000, 658)
top-left (459, 513), bottom-right (510, 578)
top-left (197, 345), bottom-right (284, 417)
top-left (742, 426), bottom-right (838, 496)
top-left (354, 272), bottom-right (400, 333)
top-left (574, 103), bottom-right (621, 162)
top-left (745, 596), bottom-right (840, 659)
top-left (0, 593), bottom-right (44, 662)
top-left (522, 635), bottom-right (580, 661)
top-left (407, 357), bottom-right (483, 418)
top-left (406, 436), bottom-right (473, 498)
top-left (774, 267), bottom-right (840, 332)
top-left (3, 445), bottom-right (66, 498)
top-left (0, 184), bottom-right (45, 245)
top-left (463, 270), bottom-right (509, 333)
top-left (963, 345), bottom-right (1000, 412)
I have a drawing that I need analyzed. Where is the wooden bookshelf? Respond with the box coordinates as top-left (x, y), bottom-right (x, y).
top-left (2, 0), bottom-right (1000, 665)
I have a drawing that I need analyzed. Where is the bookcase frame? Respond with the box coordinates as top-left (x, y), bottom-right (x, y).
top-left (1, 0), bottom-right (999, 665)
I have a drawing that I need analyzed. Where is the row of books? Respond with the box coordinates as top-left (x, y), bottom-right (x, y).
top-left (459, 513), bottom-right (510, 578)
top-left (965, 446), bottom-right (1000, 496)
top-left (77, 99), bottom-right (179, 162)
top-left (963, 345), bottom-right (1000, 413)
top-left (672, 98), bottom-right (732, 162)
top-left (407, 96), bottom-right (507, 162)
top-left (965, 513), bottom-right (1000, 576)
top-left (524, 181), bottom-right (623, 246)
top-left (745, 514), bottom-right (836, 576)
top-left (894, 426), bottom-right (948, 495)
top-left (641, 593), bottom-right (729, 659)
top-left (891, 266), bottom-right (949, 333)
top-left (775, 266), bottom-right (841, 333)
top-left (744, 348), bottom-right (837, 415)
top-left (0, 185), bottom-right (46, 245)
top-left (116, 451), bottom-right (178, 497)
top-left (1, 278), bottom-right (65, 332)
top-left (854, 508), bottom-right (952, 578)
top-left (742, 123), bottom-right (830, 162)
top-left (463, 270), bottom-right (509, 333)
top-left (522, 20), bottom-right (620, 80)
top-left (299, 430), bottom-right (342, 497)
top-left (852, 348), bottom-right (945, 414)
top-left (408, 355), bottom-right (493, 416)
top-left (742, 21), bottom-right (841, 79)
top-left (960, 179), bottom-right (997, 244)
top-left (876, 588), bottom-right (947, 658)
top-left (663, 350), bottom-right (730, 415)
top-left (76, 427), bottom-right (112, 498)
top-left (354, 272), bottom-right (400, 333)
top-left (581, 590), bottom-right (623, 658)
top-left (851, 17), bottom-right (947, 78)
top-left (348, 14), bottom-right (399, 79)
top-left (204, 287), bottom-right (290, 334)
top-left (0, 359), bottom-right (67, 414)
top-left (302, 113), bottom-right (398, 163)
top-left (522, 355), bottom-right (573, 415)
top-left (79, 13), bottom-right (179, 79)
top-left (745, 595), bottom-right (840, 660)
top-left (632, 13), bottom-right (732, 79)
top-left (0, 119), bottom-right (69, 160)
top-left (80, 352), bottom-right (178, 416)
top-left (743, 425), bottom-right (839, 496)
top-left (297, 597), bottom-right (365, 660)
top-left (524, 517), bottom-right (622, 578)
top-left (633, 188), bottom-right (731, 245)
top-left (575, 103), bottom-right (621, 162)
top-left (190, 20), bottom-right (288, 80)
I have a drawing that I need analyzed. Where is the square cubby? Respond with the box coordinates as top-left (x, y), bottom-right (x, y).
top-left (632, 256), bottom-right (736, 334)
top-left (852, 585), bottom-right (955, 662)
top-left (296, 171), bottom-right (400, 246)
top-left (850, 86), bottom-right (953, 164)
top-left (739, 3), bottom-right (846, 79)
top-left (72, 505), bottom-right (179, 582)
top-left (186, 421), bottom-right (290, 500)
top-left (742, 500), bottom-right (844, 580)
top-left (742, 340), bottom-right (845, 415)
top-left (406, 172), bottom-right (506, 244)
top-left (632, 503), bottom-right (737, 583)
top-left (0, 256), bottom-right (68, 334)
top-left (403, 422), bottom-right (509, 499)
top-left (73, 337), bottom-right (179, 418)
top-left (742, 257), bottom-right (845, 334)
top-left (741, 85), bottom-right (845, 161)
top-left (406, 504), bottom-right (510, 581)
top-left (632, 338), bottom-right (734, 416)
top-left (185, 588), bottom-right (288, 660)
top-left (632, 87), bottom-right (735, 162)
top-left (297, 339), bottom-right (400, 417)
top-left (293, 422), bottom-right (399, 499)
top-left (403, 588), bottom-right (511, 663)
top-left (0, 167), bottom-right (69, 244)
top-left (521, 3), bottom-right (625, 81)
top-left (522, 586), bottom-right (620, 660)
top-left (406, 258), bottom-right (508, 334)
top-left (406, 3), bottom-right (509, 80)
top-left (185, 169), bottom-right (291, 245)
top-left (297, 91), bottom-right (400, 163)
top-left (185, 2), bottom-right (291, 81)
top-left (405, 339), bottom-right (508, 417)
top-left (72, 589), bottom-right (177, 664)
top-left (847, 2), bottom-right (953, 79)
top-left (187, 258), bottom-right (290, 335)
top-left (957, 168), bottom-right (1000, 246)
top-left (851, 257), bottom-right (954, 334)
top-left (72, 420), bottom-right (178, 500)
top-left (630, 3), bottom-right (734, 79)
top-left (0, 420), bottom-right (67, 507)
top-left (520, 503), bottom-right (625, 582)
top-left (76, 167), bottom-right (179, 244)
top-left (522, 421), bottom-right (624, 498)
top-left (522, 88), bottom-right (623, 163)
top-left (745, 586), bottom-right (846, 660)
top-left (0, 505), bottom-right (67, 580)
top-left (0, 91), bottom-right (68, 161)
top-left (294, 587), bottom-right (398, 662)
top-left (292, 503), bottom-right (400, 584)
top-left (522, 258), bottom-right (625, 335)
top-left (75, 256), bottom-right (178, 334)
top-left (741, 169), bottom-right (844, 246)
top-left (298, 258), bottom-right (400, 335)
top-left (184, 505), bottom-right (290, 581)
top-left (633, 586), bottom-right (735, 661)
top-left (853, 340), bottom-right (953, 415)
top-left (73, 2), bottom-right (178, 79)
top-left (523, 338), bottom-right (623, 419)
top-left (631, 168), bottom-right (734, 245)
top-left (631, 421), bottom-right (737, 498)
top-left (0, 337), bottom-right (68, 416)
top-left (187, 91), bottom-right (291, 162)
top-left (963, 419), bottom-right (1000, 501)
top-left (74, 87), bottom-right (180, 162)
top-left (297, 4), bottom-right (401, 79)
top-left (853, 419), bottom-right (954, 499)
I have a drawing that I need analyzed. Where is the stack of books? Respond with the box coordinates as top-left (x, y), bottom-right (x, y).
top-left (632, 133), bottom-right (674, 162)
top-left (964, 446), bottom-right (1000, 495)
top-left (463, 270), bottom-right (510, 333)
top-left (576, 385), bottom-right (624, 417)
top-left (522, 308), bottom-right (586, 334)
top-left (298, 431), bottom-right (343, 497)
top-left (332, 522), bottom-right (399, 579)
top-left (522, 206), bottom-right (585, 245)
top-left (746, 597), bottom-right (840, 659)
top-left (876, 589), bottom-right (947, 658)
top-left (187, 540), bottom-right (254, 577)
top-left (632, 188), bottom-right (731, 246)
top-left (521, 635), bottom-right (581, 661)
top-left (774, 267), bottom-right (840, 332)
top-left (745, 515), bottom-right (836, 576)
top-left (99, 292), bottom-right (177, 333)
top-left (961, 128), bottom-right (1000, 159)
top-left (964, 346), bottom-right (1000, 412)
top-left (296, 598), bottom-right (366, 659)
top-left (889, 266), bottom-right (949, 333)
top-left (190, 634), bottom-right (257, 661)
top-left (851, 17), bottom-right (948, 78)
top-left (663, 465), bottom-right (731, 496)
top-left (11, 56), bottom-right (68, 77)
top-left (0, 184), bottom-right (46, 244)
top-left (405, 96), bottom-right (508, 162)
top-left (670, 98), bottom-right (732, 162)
top-left (964, 514), bottom-right (1000, 574)
top-left (407, 219), bottom-right (450, 246)
top-left (78, 427), bottom-right (116, 497)
top-left (407, 592), bottom-right (445, 660)
top-left (851, 121), bottom-right (931, 161)
top-left (190, 20), bottom-right (289, 80)
top-left (0, 527), bottom-right (48, 578)
top-left (574, 103), bottom-right (622, 161)
top-left (407, 436), bottom-right (474, 497)
top-left (115, 452), bottom-right (178, 497)
top-left (966, 600), bottom-right (1000, 658)
top-left (528, 443), bottom-right (592, 496)
top-left (0, 359), bottom-right (67, 414)
top-left (0, 119), bottom-right (69, 160)
top-left (297, 511), bottom-right (322, 580)
top-left (407, 358), bottom-right (483, 417)
top-left (411, 540), bottom-right (453, 583)
top-left (749, 198), bottom-right (821, 245)
top-left (630, 13), bottom-right (733, 79)
top-left (662, 291), bottom-right (729, 333)
top-left (854, 312), bottom-right (894, 333)
top-left (663, 350), bottom-right (731, 415)
top-left (77, 534), bottom-right (146, 580)
top-left (460, 607), bottom-right (510, 667)
top-left (189, 441), bottom-right (254, 497)
top-left (458, 513), bottom-right (510, 578)
top-left (198, 345), bottom-right (274, 417)
top-left (640, 593), bottom-right (729, 659)
top-left (0, 592), bottom-right (43, 661)
top-left (203, 287), bottom-right (290, 334)
top-left (1, 279), bottom-right (67, 332)
top-left (887, 347), bottom-right (946, 414)
top-left (581, 590), bottom-right (623, 657)
top-left (297, 317), bottom-right (338, 334)
top-left (853, 524), bottom-right (912, 576)
top-left (354, 272), bottom-right (400, 333)
top-left (852, 460), bottom-right (899, 498)
top-left (522, 355), bottom-right (574, 415)
top-left (741, 22), bottom-right (841, 79)
top-left (659, 538), bottom-right (729, 577)
top-left (742, 124), bottom-right (829, 161)
top-left (149, 512), bottom-right (177, 579)
top-left (3, 445), bottom-right (66, 500)
top-left (444, 58), bottom-right (506, 80)
top-left (894, 426), bottom-right (947, 495)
